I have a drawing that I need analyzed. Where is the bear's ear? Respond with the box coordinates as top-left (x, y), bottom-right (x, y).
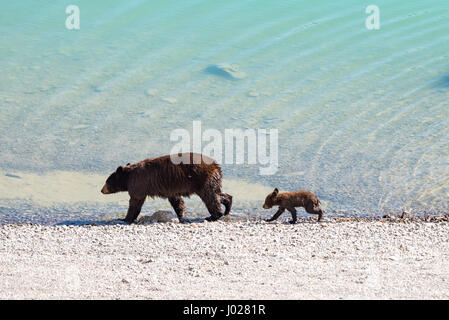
top-left (273, 188), bottom-right (279, 195)
top-left (116, 166), bottom-right (123, 174)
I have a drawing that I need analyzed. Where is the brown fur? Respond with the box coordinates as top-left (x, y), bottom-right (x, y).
top-left (263, 188), bottom-right (324, 223)
top-left (101, 153), bottom-right (232, 223)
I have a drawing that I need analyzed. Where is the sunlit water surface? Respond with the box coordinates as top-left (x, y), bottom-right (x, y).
top-left (1, 0), bottom-right (448, 224)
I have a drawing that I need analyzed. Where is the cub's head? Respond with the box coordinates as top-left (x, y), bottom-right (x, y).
top-left (101, 165), bottom-right (129, 194)
top-left (263, 188), bottom-right (279, 209)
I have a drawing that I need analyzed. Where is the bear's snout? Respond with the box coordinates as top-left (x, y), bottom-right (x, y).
top-left (101, 184), bottom-right (110, 194)
top-left (263, 204), bottom-right (269, 209)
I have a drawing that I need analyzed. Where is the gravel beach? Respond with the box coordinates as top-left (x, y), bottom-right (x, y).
top-left (1, 219), bottom-right (449, 299)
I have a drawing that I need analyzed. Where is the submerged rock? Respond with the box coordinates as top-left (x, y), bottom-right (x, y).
top-left (247, 90), bottom-right (259, 97)
top-left (160, 97), bottom-right (177, 104)
top-left (145, 88), bottom-right (158, 97)
top-left (72, 125), bottom-right (89, 130)
top-left (204, 63), bottom-right (246, 80)
top-left (5, 173), bottom-right (21, 179)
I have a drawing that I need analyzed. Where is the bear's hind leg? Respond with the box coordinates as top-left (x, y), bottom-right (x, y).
top-left (221, 193), bottom-right (233, 216)
top-left (305, 203), bottom-right (324, 222)
top-left (168, 196), bottom-right (186, 223)
top-left (197, 189), bottom-right (223, 221)
top-left (204, 197), bottom-right (223, 221)
top-left (317, 208), bottom-right (325, 222)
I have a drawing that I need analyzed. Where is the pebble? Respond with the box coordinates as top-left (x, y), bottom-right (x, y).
top-left (388, 256), bottom-right (401, 261)
top-left (1, 220), bottom-right (448, 299)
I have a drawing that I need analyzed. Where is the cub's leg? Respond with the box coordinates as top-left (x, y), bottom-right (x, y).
top-left (265, 207), bottom-right (285, 222)
top-left (124, 197), bottom-right (146, 224)
top-left (287, 207), bottom-right (297, 224)
top-left (168, 196), bottom-right (186, 223)
top-left (305, 203), bottom-right (324, 222)
top-left (221, 193), bottom-right (233, 216)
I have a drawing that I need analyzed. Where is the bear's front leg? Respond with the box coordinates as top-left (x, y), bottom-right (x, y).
top-left (265, 207), bottom-right (285, 222)
top-left (123, 198), bottom-right (146, 224)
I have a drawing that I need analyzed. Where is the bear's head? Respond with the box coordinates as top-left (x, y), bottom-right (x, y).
top-left (263, 188), bottom-right (279, 209)
top-left (101, 166), bottom-right (129, 194)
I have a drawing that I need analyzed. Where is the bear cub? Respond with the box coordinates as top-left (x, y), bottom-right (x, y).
top-left (263, 188), bottom-right (324, 224)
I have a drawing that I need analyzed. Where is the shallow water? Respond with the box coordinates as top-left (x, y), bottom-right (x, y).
top-left (1, 1), bottom-right (448, 224)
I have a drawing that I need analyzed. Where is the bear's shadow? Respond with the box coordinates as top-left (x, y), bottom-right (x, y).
top-left (54, 219), bottom-right (125, 226)
top-left (55, 217), bottom-right (208, 226)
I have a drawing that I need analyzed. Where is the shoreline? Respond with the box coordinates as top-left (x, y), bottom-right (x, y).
top-left (1, 213), bottom-right (448, 227)
top-left (1, 219), bottom-right (449, 299)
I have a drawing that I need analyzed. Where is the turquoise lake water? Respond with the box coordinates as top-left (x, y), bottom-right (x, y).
top-left (1, 0), bottom-right (448, 224)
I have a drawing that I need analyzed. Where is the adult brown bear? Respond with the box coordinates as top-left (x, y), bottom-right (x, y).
top-left (101, 153), bottom-right (232, 223)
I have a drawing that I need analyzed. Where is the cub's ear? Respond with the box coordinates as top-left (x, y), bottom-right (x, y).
top-left (116, 166), bottom-right (123, 174)
top-left (273, 188), bottom-right (279, 195)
